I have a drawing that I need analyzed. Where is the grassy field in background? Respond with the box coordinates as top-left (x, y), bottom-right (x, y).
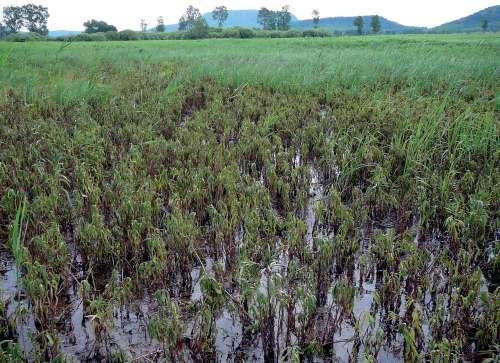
top-left (1, 34), bottom-right (499, 98)
top-left (0, 34), bottom-right (499, 362)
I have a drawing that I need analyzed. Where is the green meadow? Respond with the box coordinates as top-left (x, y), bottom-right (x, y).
top-left (0, 34), bottom-right (499, 361)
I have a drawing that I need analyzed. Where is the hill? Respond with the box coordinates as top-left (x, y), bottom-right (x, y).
top-left (291, 16), bottom-right (425, 34)
top-left (431, 5), bottom-right (500, 33)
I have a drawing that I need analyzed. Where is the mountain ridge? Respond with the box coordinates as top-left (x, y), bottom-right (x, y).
top-left (290, 16), bottom-right (425, 33)
top-left (431, 5), bottom-right (500, 32)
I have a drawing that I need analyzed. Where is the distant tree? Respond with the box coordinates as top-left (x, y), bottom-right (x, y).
top-left (481, 19), bottom-right (488, 31)
top-left (277, 5), bottom-right (291, 31)
top-left (178, 17), bottom-right (187, 31)
top-left (354, 16), bottom-right (364, 35)
top-left (257, 6), bottom-right (292, 31)
top-left (0, 22), bottom-right (8, 38)
top-left (140, 19), bottom-right (148, 32)
top-left (212, 5), bottom-right (228, 28)
top-left (2, 4), bottom-right (49, 35)
top-left (371, 15), bottom-right (381, 33)
top-left (84, 19), bottom-right (117, 33)
top-left (155, 16), bottom-right (165, 32)
top-left (23, 4), bottom-right (49, 35)
top-left (312, 9), bottom-right (320, 28)
top-left (179, 5), bottom-right (203, 31)
top-left (3, 6), bottom-right (24, 33)
top-left (257, 7), bottom-right (276, 30)
top-left (188, 17), bottom-right (209, 38)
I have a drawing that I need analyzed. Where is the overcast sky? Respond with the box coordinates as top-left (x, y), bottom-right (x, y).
top-left (2, 0), bottom-right (499, 30)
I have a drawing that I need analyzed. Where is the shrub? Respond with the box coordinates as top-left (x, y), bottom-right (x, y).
top-left (74, 32), bottom-right (106, 42)
top-left (104, 31), bottom-right (120, 41)
top-left (238, 28), bottom-right (255, 39)
top-left (302, 28), bottom-right (331, 37)
top-left (6, 32), bottom-right (46, 42)
top-left (141, 32), bottom-right (161, 40)
top-left (118, 30), bottom-right (141, 41)
top-left (282, 30), bottom-right (302, 38)
top-left (269, 31), bottom-right (282, 38)
top-left (166, 31), bottom-right (187, 40)
top-left (221, 28), bottom-right (240, 38)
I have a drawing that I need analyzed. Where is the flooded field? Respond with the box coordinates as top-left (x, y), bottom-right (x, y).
top-left (1, 35), bottom-right (499, 361)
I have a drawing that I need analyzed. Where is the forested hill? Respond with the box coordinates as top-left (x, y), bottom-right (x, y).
top-left (290, 16), bottom-right (425, 33)
top-left (431, 5), bottom-right (500, 33)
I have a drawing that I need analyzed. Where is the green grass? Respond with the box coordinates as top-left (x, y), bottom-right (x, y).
top-left (0, 34), bottom-right (498, 361)
top-left (0, 34), bottom-right (498, 99)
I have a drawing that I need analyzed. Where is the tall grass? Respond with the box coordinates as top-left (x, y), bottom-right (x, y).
top-left (9, 197), bottom-right (26, 277)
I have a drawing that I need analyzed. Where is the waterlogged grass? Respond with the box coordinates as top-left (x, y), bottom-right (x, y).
top-left (0, 34), bottom-right (499, 361)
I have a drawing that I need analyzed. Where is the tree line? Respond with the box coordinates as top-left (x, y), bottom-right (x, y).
top-left (80, 5), bottom-right (490, 37)
top-left (2, 3), bottom-right (491, 41)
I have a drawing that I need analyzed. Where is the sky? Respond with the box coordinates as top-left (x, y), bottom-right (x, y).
top-left (2, 0), bottom-right (499, 31)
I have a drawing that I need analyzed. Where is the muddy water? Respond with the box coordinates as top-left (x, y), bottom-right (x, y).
top-left (0, 167), bottom-right (491, 362)
top-left (305, 167), bottom-right (323, 250)
top-left (0, 244), bottom-right (163, 361)
top-left (59, 244), bottom-right (162, 361)
top-left (215, 309), bottom-right (242, 362)
top-left (0, 250), bottom-right (36, 359)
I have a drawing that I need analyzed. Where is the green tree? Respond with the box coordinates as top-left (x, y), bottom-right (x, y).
top-left (212, 5), bottom-right (228, 28)
top-left (257, 7), bottom-right (276, 30)
top-left (354, 16), bottom-right (364, 35)
top-left (187, 17), bottom-right (208, 38)
top-left (0, 23), bottom-right (8, 39)
top-left (2, 4), bottom-right (49, 35)
top-left (3, 6), bottom-right (24, 33)
top-left (277, 5), bottom-right (291, 31)
top-left (0, 22), bottom-right (8, 38)
top-left (22, 4), bottom-right (49, 35)
top-left (156, 16), bottom-right (165, 32)
top-left (179, 5), bottom-right (203, 31)
top-left (83, 19), bottom-right (117, 33)
top-left (481, 19), bottom-right (488, 31)
top-left (140, 19), bottom-right (148, 32)
top-left (371, 15), bottom-right (381, 33)
top-left (312, 9), bottom-right (320, 28)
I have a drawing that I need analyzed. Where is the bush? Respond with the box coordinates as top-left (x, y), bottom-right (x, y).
top-left (166, 31), bottom-right (187, 40)
top-left (118, 30), bottom-right (141, 41)
top-left (104, 31), bottom-right (120, 41)
top-left (141, 32), bottom-right (159, 40)
top-left (282, 30), bottom-right (302, 38)
top-left (302, 28), bottom-right (331, 37)
top-left (221, 28), bottom-right (240, 38)
top-left (74, 32), bottom-right (106, 41)
top-left (6, 32), bottom-right (47, 42)
top-left (48, 27), bottom-right (332, 43)
top-left (238, 28), bottom-right (255, 38)
top-left (254, 30), bottom-right (284, 38)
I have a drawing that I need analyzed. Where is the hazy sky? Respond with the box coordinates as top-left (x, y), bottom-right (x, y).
top-left (2, 0), bottom-right (499, 30)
